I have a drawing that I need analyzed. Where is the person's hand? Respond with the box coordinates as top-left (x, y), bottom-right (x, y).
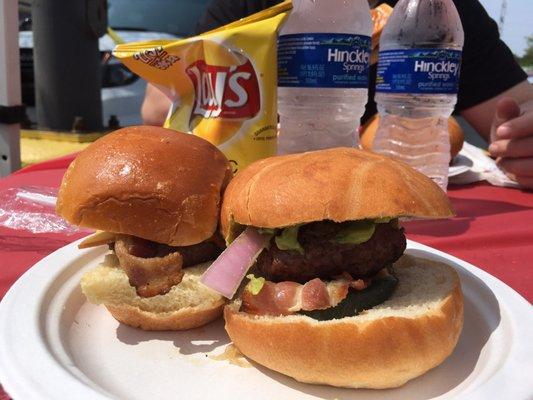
top-left (488, 97), bottom-right (533, 189)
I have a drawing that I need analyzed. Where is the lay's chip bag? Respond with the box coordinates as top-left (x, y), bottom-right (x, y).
top-left (113, 1), bottom-right (291, 172)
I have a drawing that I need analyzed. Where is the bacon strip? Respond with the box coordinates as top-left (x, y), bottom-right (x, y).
top-left (242, 281), bottom-right (299, 315)
top-left (114, 235), bottom-right (184, 297)
top-left (242, 275), bottom-right (370, 316)
top-left (301, 279), bottom-right (330, 311)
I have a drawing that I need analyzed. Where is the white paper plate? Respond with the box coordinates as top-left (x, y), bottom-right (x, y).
top-left (1, 239), bottom-right (532, 400)
top-left (449, 153), bottom-right (474, 177)
top-left (448, 153), bottom-right (474, 177)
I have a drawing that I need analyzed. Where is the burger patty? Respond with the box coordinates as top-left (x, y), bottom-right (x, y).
top-left (255, 221), bottom-right (406, 283)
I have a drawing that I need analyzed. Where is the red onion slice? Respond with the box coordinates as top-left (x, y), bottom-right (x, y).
top-left (201, 227), bottom-right (271, 299)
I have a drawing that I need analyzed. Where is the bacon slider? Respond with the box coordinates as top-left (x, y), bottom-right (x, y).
top-left (201, 148), bottom-right (463, 388)
top-left (57, 126), bottom-right (232, 330)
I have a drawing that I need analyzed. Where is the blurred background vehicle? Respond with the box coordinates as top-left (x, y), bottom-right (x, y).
top-left (18, 0), bottom-right (209, 127)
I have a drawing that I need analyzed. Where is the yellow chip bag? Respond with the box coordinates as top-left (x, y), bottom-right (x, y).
top-left (113, 1), bottom-right (291, 172)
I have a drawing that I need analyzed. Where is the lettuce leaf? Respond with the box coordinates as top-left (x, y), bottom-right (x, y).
top-left (245, 274), bottom-right (266, 295)
top-left (266, 218), bottom-right (400, 253)
top-left (375, 217), bottom-right (400, 229)
top-left (332, 220), bottom-right (376, 245)
top-left (257, 228), bottom-right (277, 235)
top-left (275, 225), bottom-right (304, 255)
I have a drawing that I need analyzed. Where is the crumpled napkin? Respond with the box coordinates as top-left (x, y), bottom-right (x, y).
top-left (449, 142), bottom-right (520, 188)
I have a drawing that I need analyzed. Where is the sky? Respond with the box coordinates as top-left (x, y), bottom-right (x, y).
top-left (479, 0), bottom-right (532, 56)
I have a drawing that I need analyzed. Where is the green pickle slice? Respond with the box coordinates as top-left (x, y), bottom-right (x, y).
top-left (300, 270), bottom-right (399, 321)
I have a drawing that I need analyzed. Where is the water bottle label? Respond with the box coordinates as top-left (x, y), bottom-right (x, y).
top-left (278, 33), bottom-right (371, 88)
top-left (376, 49), bottom-right (462, 94)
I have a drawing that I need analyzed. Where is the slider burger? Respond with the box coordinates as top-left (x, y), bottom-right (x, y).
top-left (201, 148), bottom-right (463, 389)
top-left (56, 126), bottom-right (232, 330)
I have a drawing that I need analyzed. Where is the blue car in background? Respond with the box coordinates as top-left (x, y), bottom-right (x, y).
top-left (19, 0), bottom-right (210, 127)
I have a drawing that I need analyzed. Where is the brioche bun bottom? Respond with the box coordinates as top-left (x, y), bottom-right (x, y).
top-left (81, 258), bottom-right (225, 331)
top-left (224, 255), bottom-right (463, 389)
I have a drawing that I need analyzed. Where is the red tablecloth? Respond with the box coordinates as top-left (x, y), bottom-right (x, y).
top-left (0, 154), bottom-right (532, 400)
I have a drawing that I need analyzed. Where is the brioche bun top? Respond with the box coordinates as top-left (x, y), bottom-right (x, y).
top-left (57, 126), bottom-right (232, 246)
top-left (221, 147), bottom-right (453, 240)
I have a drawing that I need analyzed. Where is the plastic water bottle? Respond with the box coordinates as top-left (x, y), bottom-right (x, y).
top-left (277, 0), bottom-right (372, 154)
top-left (373, 0), bottom-right (464, 190)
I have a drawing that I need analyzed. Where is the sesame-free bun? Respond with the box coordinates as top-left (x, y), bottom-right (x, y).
top-left (57, 126), bottom-right (232, 246)
top-left (81, 259), bottom-right (225, 331)
top-left (220, 147), bottom-right (453, 240)
top-left (224, 255), bottom-right (463, 389)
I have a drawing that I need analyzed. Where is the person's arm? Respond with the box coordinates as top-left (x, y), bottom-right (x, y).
top-left (478, 83), bottom-right (533, 190)
top-left (452, 0), bottom-right (527, 123)
top-left (141, 83), bottom-right (172, 126)
top-left (460, 80), bottom-right (533, 142)
top-left (449, 0), bottom-right (533, 189)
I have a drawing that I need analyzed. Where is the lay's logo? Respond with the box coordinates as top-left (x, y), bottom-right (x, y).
top-left (186, 56), bottom-right (260, 120)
